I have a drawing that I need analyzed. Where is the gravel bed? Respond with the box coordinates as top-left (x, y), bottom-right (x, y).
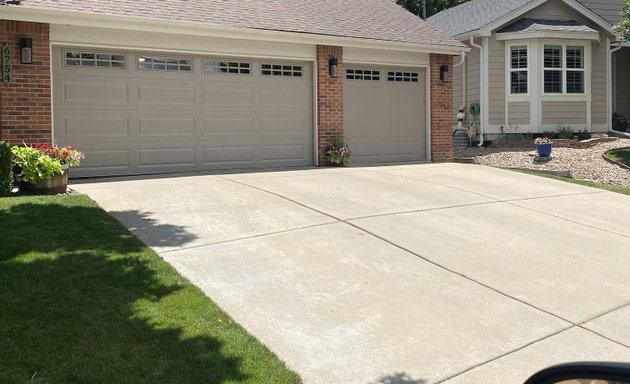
top-left (470, 138), bottom-right (630, 188)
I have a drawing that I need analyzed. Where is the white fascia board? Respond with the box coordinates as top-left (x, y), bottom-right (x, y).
top-left (560, 0), bottom-right (616, 36)
top-left (496, 31), bottom-right (600, 41)
top-left (2, 6), bottom-right (466, 56)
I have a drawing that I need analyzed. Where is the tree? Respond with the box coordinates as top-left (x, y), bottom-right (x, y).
top-left (616, 1), bottom-right (630, 41)
top-left (395, 0), bottom-right (471, 19)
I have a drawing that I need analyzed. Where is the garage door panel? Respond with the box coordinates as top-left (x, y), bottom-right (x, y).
top-left (81, 149), bottom-right (130, 169)
top-left (62, 81), bottom-right (129, 105)
top-left (204, 146), bottom-right (255, 165)
top-left (202, 87), bottom-right (255, 107)
top-left (53, 47), bottom-right (313, 176)
top-left (203, 117), bottom-right (255, 136)
top-left (62, 116), bottom-right (130, 138)
top-left (344, 66), bottom-right (426, 164)
top-left (259, 88), bottom-right (307, 108)
top-left (260, 145), bottom-right (307, 162)
top-left (137, 86), bottom-right (195, 105)
top-left (138, 117), bottom-right (196, 136)
top-left (139, 148), bottom-right (195, 167)
top-left (260, 116), bottom-right (308, 135)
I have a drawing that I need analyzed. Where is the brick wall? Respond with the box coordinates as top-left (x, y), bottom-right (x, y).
top-left (316, 45), bottom-right (343, 165)
top-left (430, 54), bottom-right (454, 162)
top-left (0, 20), bottom-right (51, 145)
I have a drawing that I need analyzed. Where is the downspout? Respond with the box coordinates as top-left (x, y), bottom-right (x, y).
top-left (609, 43), bottom-right (630, 137)
top-left (469, 36), bottom-right (484, 146)
top-left (453, 51), bottom-right (467, 128)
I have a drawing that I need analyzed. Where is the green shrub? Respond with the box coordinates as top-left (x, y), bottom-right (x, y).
top-left (557, 124), bottom-right (574, 139)
top-left (496, 133), bottom-right (526, 142)
top-left (0, 141), bottom-right (12, 197)
top-left (577, 130), bottom-right (592, 141)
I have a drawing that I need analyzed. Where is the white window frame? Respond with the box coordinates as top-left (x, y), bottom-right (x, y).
top-left (507, 43), bottom-right (529, 96)
top-left (64, 50), bottom-right (126, 69)
top-left (542, 43), bottom-right (587, 95)
top-left (203, 58), bottom-right (252, 75)
top-left (137, 54), bottom-right (193, 72)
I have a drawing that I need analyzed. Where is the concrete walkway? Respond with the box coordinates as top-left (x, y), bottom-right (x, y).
top-left (72, 163), bottom-right (630, 384)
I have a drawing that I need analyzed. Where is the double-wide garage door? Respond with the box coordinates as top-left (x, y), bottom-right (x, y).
top-left (53, 47), bottom-right (313, 177)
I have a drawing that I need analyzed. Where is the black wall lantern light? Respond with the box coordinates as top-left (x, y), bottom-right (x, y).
top-left (20, 37), bottom-right (32, 64)
top-left (440, 64), bottom-right (449, 83)
top-left (328, 57), bottom-right (338, 78)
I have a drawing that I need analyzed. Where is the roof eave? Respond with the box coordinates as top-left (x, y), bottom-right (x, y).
top-left (495, 30), bottom-right (600, 41)
top-left (478, 0), bottom-right (617, 38)
top-left (2, 6), bottom-right (468, 55)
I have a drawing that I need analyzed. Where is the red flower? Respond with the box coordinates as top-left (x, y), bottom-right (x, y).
top-left (63, 151), bottom-right (68, 158)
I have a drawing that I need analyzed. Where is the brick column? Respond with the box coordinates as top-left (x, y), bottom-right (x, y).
top-left (429, 53), bottom-right (454, 162)
top-left (0, 20), bottom-right (52, 145)
top-left (316, 45), bottom-right (343, 165)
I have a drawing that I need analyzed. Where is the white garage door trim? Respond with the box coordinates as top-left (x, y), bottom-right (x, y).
top-left (53, 46), bottom-right (315, 176)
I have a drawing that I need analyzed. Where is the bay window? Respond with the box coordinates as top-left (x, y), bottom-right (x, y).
top-left (543, 44), bottom-right (585, 94)
top-left (510, 45), bottom-right (528, 94)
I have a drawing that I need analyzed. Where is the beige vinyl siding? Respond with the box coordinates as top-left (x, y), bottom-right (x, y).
top-left (524, 0), bottom-right (582, 20)
top-left (616, 48), bottom-right (630, 118)
top-left (542, 101), bottom-right (588, 124)
top-left (488, 36), bottom-right (505, 125)
top-left (508, 102), bottom-right (531, 125)
top-left (592, 40), bottom-right (608, 125)
top-left (577, 0), bottom-right (624, 25)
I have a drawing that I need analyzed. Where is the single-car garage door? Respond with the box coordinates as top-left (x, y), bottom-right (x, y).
top-left (53, 47), bottom-right (313, 177)
top-left (344, 66), bottom-right (426, 164)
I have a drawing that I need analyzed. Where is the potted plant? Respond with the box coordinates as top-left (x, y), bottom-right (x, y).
top-left (12, 144), bottom-right (84, 195)
top-left (325, 134), bottom-right (351, 166)
top-left (613, 112), bottom-right (628, 132)
top-left (534, 137), bottom-right (553, 157)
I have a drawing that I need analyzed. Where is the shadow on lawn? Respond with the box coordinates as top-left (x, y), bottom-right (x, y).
top-left (0, 201), bottom-right (247, 383)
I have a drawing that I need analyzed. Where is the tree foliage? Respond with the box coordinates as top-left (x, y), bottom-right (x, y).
top-left (616, 0), bottom-right (630, 41)
top-left (395, 0), bottom-right (471, 19)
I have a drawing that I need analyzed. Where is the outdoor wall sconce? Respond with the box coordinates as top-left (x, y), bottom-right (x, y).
top-left (440, 64), bottom-right (449, 83)
top-left (328, 57), bottom-right (338, 78)
top-left (20, 37), bottom-right (32, 64)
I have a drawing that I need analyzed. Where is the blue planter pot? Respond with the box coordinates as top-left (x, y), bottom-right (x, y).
top-left (536, 143), bottom-right (552, 157)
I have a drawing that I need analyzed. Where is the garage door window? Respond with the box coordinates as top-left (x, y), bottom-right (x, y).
top-left (387, 71), bottom-right (419, 82)
top-left (204, 59), bottom-right (251, 75)
top-left (261, 64), bottom-right (303, 77)
top-left (346, 69), bottom-right (380, 81)
top-left (65, 51), bottom-right (125, 68)
top-left (138, 55), bottom-right (192, 72)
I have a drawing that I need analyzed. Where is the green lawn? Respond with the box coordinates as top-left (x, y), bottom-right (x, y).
top-left (505, 168), bottom-right (630, 196)
top-left (604, 147), bottom-right (630, 167)
top-left (0, 195), bottom-right (301, 384)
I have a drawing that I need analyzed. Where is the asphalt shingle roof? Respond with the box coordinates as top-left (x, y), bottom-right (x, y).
top-left (498, 18), bottom-right (598, 33)
top-left (17, 0), bottom-right (465, 48)
top-left (427, 0), bottom-right (534, 37)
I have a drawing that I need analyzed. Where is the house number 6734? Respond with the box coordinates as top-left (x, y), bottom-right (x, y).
top-left (2, 43), bottom-right (13, 87)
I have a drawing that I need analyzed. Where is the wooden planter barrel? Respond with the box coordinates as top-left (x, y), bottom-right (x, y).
top-left (21, 169), bottom-right (69, 195)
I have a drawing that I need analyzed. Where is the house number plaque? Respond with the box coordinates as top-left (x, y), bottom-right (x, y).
top-left (2, 43), bottom-right (13, 86)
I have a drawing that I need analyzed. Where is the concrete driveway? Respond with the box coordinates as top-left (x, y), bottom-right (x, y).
top-left (72, 163), bottom-right (630, 384)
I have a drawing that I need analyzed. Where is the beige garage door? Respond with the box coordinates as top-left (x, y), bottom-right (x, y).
top-left (344, 66), bottom-right (426, 164)
top-left (53, 47), bottom-right (313, 177)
